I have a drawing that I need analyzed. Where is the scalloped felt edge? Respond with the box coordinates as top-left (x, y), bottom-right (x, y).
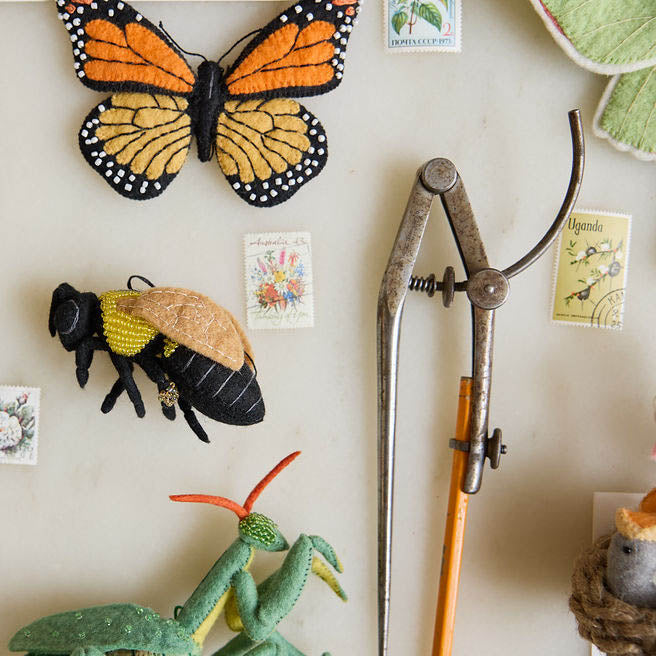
top-left (527, 0), bottom-right (656, 75)
top-left (593, 75), bottom-right (656, 162)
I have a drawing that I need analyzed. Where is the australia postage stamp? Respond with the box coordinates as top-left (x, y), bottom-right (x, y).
top-left (244, 232), bottom-right (314, 329)
top-left (551, 209), bottom-right (631, 330)
top-left (0, 386), bottom-right (40, 466)
top-left (385, 0), bottom-right (461, 52)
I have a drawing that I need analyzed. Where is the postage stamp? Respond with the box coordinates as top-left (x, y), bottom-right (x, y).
top-left (0, 386), bottom-right (40, 465)
top-left (551, 209), bottom-right (631, 330)
top-left (385, 0), bottom-right (461, 53)
top-left (244, 232), bottom-right (314, 329)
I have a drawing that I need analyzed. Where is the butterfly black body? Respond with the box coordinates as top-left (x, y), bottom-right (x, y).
top-left (192, 61), bottom-right (228, 162)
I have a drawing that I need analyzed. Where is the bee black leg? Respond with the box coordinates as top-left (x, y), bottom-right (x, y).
top-left (74, 337), bottom-right (107, 387)
top-left (135, 355), bottom-right (176, 421)
top-left (178, 397), bottom-right (210, 443)
top-left (101, 378), bottom-right (125, 414)
top-left (109, 353), bottom-right (145, 418)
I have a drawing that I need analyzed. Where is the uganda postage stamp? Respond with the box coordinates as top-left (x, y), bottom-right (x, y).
top-left (244, 232), bottom-right (314, 329)
top-left (0, 386), bottom-right (40, 466)
top-left (551, 209), bottom-right (631, 330)
top-left (385, 0), bottom-right (461, 52)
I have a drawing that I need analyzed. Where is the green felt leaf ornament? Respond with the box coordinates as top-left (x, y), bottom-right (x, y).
top-left (529, 0), bottom-right (656, 160)
top-left (392, 10), bottom-right (409, 34)
top-left (595, 67), bottom-right (656, 160)
top-left (417, 2), bottom-right (442, 30)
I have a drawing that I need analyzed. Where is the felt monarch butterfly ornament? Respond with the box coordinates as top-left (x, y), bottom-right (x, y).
top-left (55, 0), bottom-right (361, 206)
top-left (49, 276), bottom-right (264, 442)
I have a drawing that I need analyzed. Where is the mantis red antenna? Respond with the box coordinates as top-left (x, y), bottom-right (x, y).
top-left (169, 494), bottom-right (248, 519)
top-left (169, 451), bottom-right (301, 518)
top-left (243, 451), bottom-right (301, 513)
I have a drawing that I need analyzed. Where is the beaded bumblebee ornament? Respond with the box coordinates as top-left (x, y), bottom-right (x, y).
top-left (49, 276), bottom-right (264, 441)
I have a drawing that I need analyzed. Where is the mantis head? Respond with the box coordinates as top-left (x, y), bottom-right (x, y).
top-left (170, 451), bottom-right (300, 552)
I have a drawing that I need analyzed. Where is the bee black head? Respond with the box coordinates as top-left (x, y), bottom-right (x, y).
top-left (48, 283), bottom-right (98, 351)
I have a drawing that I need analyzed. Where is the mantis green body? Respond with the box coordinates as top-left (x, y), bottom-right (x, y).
top-left (9, 452), bottom-right (346, 656)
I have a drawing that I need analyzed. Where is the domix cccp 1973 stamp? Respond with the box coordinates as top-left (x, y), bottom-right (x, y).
top-left (385, 0), bottom-right (461, 52)
top-left (244, 232), bottom-right (314, 330)
top-left (551, 209), bottom-right (631, 330)
top-left (0, 386), bottom-right (40, 466)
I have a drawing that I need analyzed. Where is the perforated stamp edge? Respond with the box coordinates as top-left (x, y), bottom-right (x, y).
top-left (550, 209), bottom-right (632, 330)
top-left (243, 232), bottom-right (315, 330)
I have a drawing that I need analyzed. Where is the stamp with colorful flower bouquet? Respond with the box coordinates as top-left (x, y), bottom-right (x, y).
top-left (551, 210), bottom-right (631, 330)
top-left (0, 386), bottom-right (40, 465)
top-left (244, 232), bottom-right (314, 329)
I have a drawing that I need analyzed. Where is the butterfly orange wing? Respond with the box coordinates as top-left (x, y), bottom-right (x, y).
top-left (223, 0), bottom-right (360, 100)
top-left (57, 0), bottom-right (196, 95)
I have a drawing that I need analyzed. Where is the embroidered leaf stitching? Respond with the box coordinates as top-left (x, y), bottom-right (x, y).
top-left (599, 67), bottom-right (656, 155)
top-left (542, 0), bottom-right (656, 67)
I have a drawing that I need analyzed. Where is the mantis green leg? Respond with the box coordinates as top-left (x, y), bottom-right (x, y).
top-left (308, 536), bottom-right (343, 573)
top-left (211, 630), bottom-right (329, 656)
top-left (231, 534), bottom-right (342, 642)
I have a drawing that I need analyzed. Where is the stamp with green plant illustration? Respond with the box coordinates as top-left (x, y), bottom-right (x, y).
top-left (385, 0), bottom-right (461, 53)
top-left (551, 210), bottom-right (631, 330)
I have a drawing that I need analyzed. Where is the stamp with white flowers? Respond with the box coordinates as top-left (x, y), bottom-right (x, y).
top-left (551, 210), bottom-right (631, 330)
top-left (385, 0), bottom-right (461, 53)
top-left (0, 386), bottom-right (40, 465)
top-left (244, 232), bottom-right (314, 329)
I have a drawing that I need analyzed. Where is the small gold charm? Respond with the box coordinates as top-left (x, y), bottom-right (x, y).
top-left (158, 382), bottom-right (179, 407)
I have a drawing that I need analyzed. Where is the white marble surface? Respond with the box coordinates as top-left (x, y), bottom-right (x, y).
top-left (1, 1), bottom-right (656, 655)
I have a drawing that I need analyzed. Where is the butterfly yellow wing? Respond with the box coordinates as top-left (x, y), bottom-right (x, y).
top-left (79, 92), bottom-right (192, 200)
top-left (216, 99), bottom-right (328, 207)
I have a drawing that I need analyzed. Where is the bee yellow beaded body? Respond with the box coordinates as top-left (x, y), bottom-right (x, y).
top-left (100, 290), bottom-right (163, 357)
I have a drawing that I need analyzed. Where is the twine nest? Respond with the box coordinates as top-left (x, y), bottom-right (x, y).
top-left (570, 535), bottom-right (656, 654)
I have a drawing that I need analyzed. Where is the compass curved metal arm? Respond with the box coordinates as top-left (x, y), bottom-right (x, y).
top-left (376, 110), bottom-right (584, 656)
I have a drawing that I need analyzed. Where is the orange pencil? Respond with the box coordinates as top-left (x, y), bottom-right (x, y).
top-left (432, 377), bottom-right (472, 656)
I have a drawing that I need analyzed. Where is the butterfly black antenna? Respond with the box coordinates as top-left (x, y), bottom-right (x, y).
top-left (158, 22), bottom-right (207, 61)
top-left (217, 29), bottom-right (262, 67)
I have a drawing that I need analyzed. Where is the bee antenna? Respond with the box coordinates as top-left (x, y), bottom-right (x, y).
top-left (217, 29), bottom-right (261, 67)
top-left (158, 22), bottom-right (207, 61)
top-left (127, 275), bottom-right (155, 290)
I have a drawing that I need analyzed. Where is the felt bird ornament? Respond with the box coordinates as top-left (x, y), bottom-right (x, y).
top-left (9, 452), bottom-right (347, 656)
top-left (55, 0), bottom-right (361, 205)
top-left (530, 0), bottom-right (656, 161)
top-left (49, 276), bottom-right (264, 442)
top-left (606, 487), bottom-right (656, 607)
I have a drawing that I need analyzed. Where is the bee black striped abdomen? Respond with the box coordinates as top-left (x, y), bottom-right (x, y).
top-left (163, 345), bottom-right (264, 426)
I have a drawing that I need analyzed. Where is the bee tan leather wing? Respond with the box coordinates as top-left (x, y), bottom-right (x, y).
top-left (116, 287), bottom-right (251, 371)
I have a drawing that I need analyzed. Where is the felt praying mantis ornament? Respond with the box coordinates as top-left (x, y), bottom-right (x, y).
top-left (530, 0), bottom-right (656, 161)
top-left (9, 452), bottom-right (347, 656)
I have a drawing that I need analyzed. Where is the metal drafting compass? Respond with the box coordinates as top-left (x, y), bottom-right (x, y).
top-left (376, 110), bottom-right (584, 656)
